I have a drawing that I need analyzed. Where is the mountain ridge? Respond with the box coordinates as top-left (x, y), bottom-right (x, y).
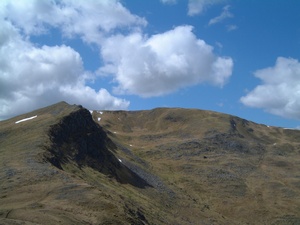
top-left (0, 102), bottom-right (300, 224)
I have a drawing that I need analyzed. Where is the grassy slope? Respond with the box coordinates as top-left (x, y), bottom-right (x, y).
top-left (0, 102), bottom-right (188, 225)
top-left (96, 108), bottom-right (300, 224)
top-left (0, 103), bottom-right (300, 224)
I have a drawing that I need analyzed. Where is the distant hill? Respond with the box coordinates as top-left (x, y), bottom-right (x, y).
top-left (0, 102), bottom-right (300, 224)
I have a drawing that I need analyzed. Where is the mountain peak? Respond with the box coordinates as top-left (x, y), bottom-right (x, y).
top-left (1, 102), bottom-right (300, 224)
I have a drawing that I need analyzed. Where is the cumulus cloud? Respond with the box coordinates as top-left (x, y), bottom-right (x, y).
top-left (240, 57), bottom-right (300, 119)
top-left (1, 0), bottom-right (146, 44)
top-left (0, 18), bottom-right (129, 120)
top-left (208, 5), bottom-right (233, 26)
top-left (100, 25), bottom-right (233, 97)
top-left (0, 31), bottom-right (129, 118)
top-left (0, 0), bottom-right (233, 119)
top-left (188, 0), bottom-right (224, 16)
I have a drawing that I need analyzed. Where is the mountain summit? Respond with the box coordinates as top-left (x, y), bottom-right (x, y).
top-left (1, 102), bottom-right (300, 224)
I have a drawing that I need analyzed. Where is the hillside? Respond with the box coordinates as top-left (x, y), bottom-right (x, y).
top-left (0, 102), bottom-right (300, 224)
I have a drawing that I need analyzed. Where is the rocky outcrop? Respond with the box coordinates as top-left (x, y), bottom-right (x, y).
top-left (44, 106), bottom-right (150, 188)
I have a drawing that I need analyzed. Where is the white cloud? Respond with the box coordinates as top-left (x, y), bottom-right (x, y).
top-left (240, 57), bottom-right (300, 119)
top-left (0, 0), bottom-right (57, 35)
top-left (0, 19), bottom-right (129, 120)
top-left (100, 25), bottom-right (233, 97)
top-left (188, 0), bottom-right (224, 16)
top-left (60, 86), bottom-right (129, 110)
top-left (226, 24), bottom-right (238, 31)
top-left (208, 5), bottom-right (233, 26)
top-left (58, 0), bottom-right (147, 44)
top-left (0, 0), bottom-right (234, 119)
top-left (0, 0), bottom-right (148, 119)
top-left (1, 0), bottom-right (146, 44)
top-left (160, 0), bottom-right (225, 16)
top-left (160, 0), bottom-right (177, 4)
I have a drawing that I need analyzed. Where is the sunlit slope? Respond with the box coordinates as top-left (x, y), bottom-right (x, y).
top-left (95, 107), bottom-right (300, 224)
top-left (1, 102), bottom-right (300, 224)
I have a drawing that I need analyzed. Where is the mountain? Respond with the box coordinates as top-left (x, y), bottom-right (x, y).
top-left (0, 102), bottom-right (300, 224)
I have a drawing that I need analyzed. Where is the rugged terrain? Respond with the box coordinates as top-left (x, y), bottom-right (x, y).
top-left (0, 102), bottom-right (300, 224)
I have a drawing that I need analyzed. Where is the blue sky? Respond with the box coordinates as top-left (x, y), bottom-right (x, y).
top-left (0, 0), bottom-right (300, 128)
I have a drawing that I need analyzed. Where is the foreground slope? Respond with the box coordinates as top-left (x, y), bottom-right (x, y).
top-left (0, 102), bottom-right (300, 224)
top-left (0, 102), bottom-right (157, 224)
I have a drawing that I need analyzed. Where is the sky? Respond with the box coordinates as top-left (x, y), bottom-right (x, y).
top-left (0, 0), bottom-right (300, 128)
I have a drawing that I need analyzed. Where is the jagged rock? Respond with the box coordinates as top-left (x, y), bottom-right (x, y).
top-left (44, 107), bottom-right (150, 188)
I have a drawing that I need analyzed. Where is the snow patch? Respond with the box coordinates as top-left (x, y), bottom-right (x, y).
top-left (15, 115), bottom-right (37, 124)
top-left (130, 144), bottom-right (133, 147)
top-left (113, 131), bottom-right (117, 134)
top-left (89, 110), bottom-right (93, 114)
top-left (98, 117), bottom-right (101, 122)
top-left (99, 111), bottom-right (103, 114)
top-left (118, 158), bottom-right (122, 163)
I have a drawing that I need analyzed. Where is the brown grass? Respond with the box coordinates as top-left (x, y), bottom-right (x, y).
top-left (1, 103), bottom-right (300, 224)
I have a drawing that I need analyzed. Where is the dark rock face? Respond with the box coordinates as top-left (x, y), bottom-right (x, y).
top-left (44, 107), bottom-right (150, 188)
top-left (205, 131), bottom-right (265, 155)
top-left (204, 117), bottom-right (266, 155)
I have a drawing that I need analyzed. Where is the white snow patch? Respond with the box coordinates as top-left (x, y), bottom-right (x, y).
top-left (89, 110), bottom-right (93, 114)
top-left (273, 143), bottom-right (277, 146)
top-left (99, 111), bottom-right (103, 114)
top-left (118, 158), bottom-right (122, 163)
top-left (98, 117), bottom-right (101, 122)
top-left (15, 115), bottom-right (37, 124)
top-left (113, 131), bottom-right (117, 134)
top-left (130, 144), bottom-right (133, 147)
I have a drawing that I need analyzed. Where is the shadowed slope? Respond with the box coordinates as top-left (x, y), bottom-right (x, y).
top-left (44, 106), bottom-right (150, 188)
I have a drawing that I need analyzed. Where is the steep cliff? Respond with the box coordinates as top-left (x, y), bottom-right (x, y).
top-left (43, 106), bottom-right (150, 188)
